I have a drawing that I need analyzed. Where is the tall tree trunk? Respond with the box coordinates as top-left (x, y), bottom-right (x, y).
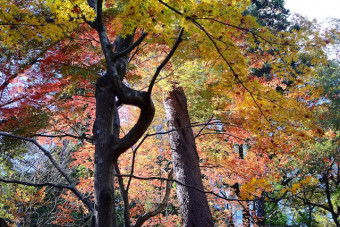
top-left (90, 2), bottom-right (180, 225)
top-left (93, 27), bottom-right (155, 225)
top-left (92, 30), bottom-right (135, 226)
top-left (164, 86), bottom-right (213, 227)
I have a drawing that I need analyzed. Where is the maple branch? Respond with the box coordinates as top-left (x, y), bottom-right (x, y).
top-left (192, 21), bottom-right (272, 126)
top-left (133, 169), bottom-right (174, 227)
top-left (0, 178), bottom-right (73, 190)
top-left (124, 120), bottom-right (247, 187)
top-left (196, 17), bottom-right (322, 48)
top-left (194, 18), bottom-right (281, 46)
top-left (126, 137), bottom-right (145, 191)
top-left (147, 28), bottom-right (184, 95)
top-left (33, 133), bottom-right (94, 142)
top-left (158, 0), bottom-right (183, 16)
top-left (113, 32), bottom-right (148, 60)
top-left (148, 122), bottom-right (244, 138)
top-left (158, 1), bottom-right (272, 126)
top-left (0, 132), bottom-right (94, 212)
top-left (117, 174), bottom-right (249, 202)
top-left (295, 195), bottom-right (330, 212)
top-left (113, 90), bottom-right (155, 159)
top-left (0, 96), bottom-right (28, 108)
top-left (95, 0), bottom-right (103, 28)
top-left (129, 42), bottom-right (148, 63)
top-left (125, 120), bottom-right (242, 191)
top-left (323, 172), bottom-right (340, 224)
top-left (196, 132), bottom-right (248, 142)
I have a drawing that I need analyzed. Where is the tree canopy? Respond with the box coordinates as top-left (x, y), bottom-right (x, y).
top-left (0, 0), bottom-right (339, 226)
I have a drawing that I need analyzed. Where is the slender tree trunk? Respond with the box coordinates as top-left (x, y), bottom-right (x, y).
top-left (164, 86), bottom-right (213, 227)
top-left (92, 29), bottom-right (141, 226)
top-left (238, 145), bottom-right (250, 227)
top-left (90, 2), bottom-right (179, 224)
top-left (256, 194), bottom-right (265, 227)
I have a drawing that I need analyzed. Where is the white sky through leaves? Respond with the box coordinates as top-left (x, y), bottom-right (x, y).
top-left (285, 0), bottom-right (340, 21)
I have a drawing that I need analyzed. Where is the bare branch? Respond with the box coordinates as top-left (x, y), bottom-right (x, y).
top-left (33, 133), bottom-right (94, 142)
top-left (147, 28), bottom-right (184, 95)
top-left (0, 132), bottom-right (94, 211)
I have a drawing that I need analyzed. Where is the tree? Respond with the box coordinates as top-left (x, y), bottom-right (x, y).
top-left (164, 86), bottom-right (213, 226)
top-left (0, 0), bottom-right (335, 226)
top-left (279, 58), bottom-right (340, 226)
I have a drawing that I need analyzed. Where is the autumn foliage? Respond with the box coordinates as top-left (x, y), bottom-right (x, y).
top-left (0, 0), bottom-right (339, 226)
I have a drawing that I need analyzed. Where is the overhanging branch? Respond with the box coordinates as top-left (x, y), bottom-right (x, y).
top-left (0, 178), bottom-right (73, 190)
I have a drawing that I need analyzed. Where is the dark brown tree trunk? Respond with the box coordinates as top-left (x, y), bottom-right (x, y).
top-left (93, 77), bottom-right (118, 227)
top-left (164, 86), bottom-right (214, 227)
top-left (92, 29), bottom-right (135, 226)
top-left (93, 28), bottom-right (155, 226)
top-left (238, 145), bottom-right (250, 227)
top-left (256, 194), bottom-right (265, 227)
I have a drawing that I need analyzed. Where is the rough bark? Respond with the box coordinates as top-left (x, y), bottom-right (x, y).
top-left (164, 86), bottom-right (213, 227)
top-left (91, 13), bottom-right (155, 227)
